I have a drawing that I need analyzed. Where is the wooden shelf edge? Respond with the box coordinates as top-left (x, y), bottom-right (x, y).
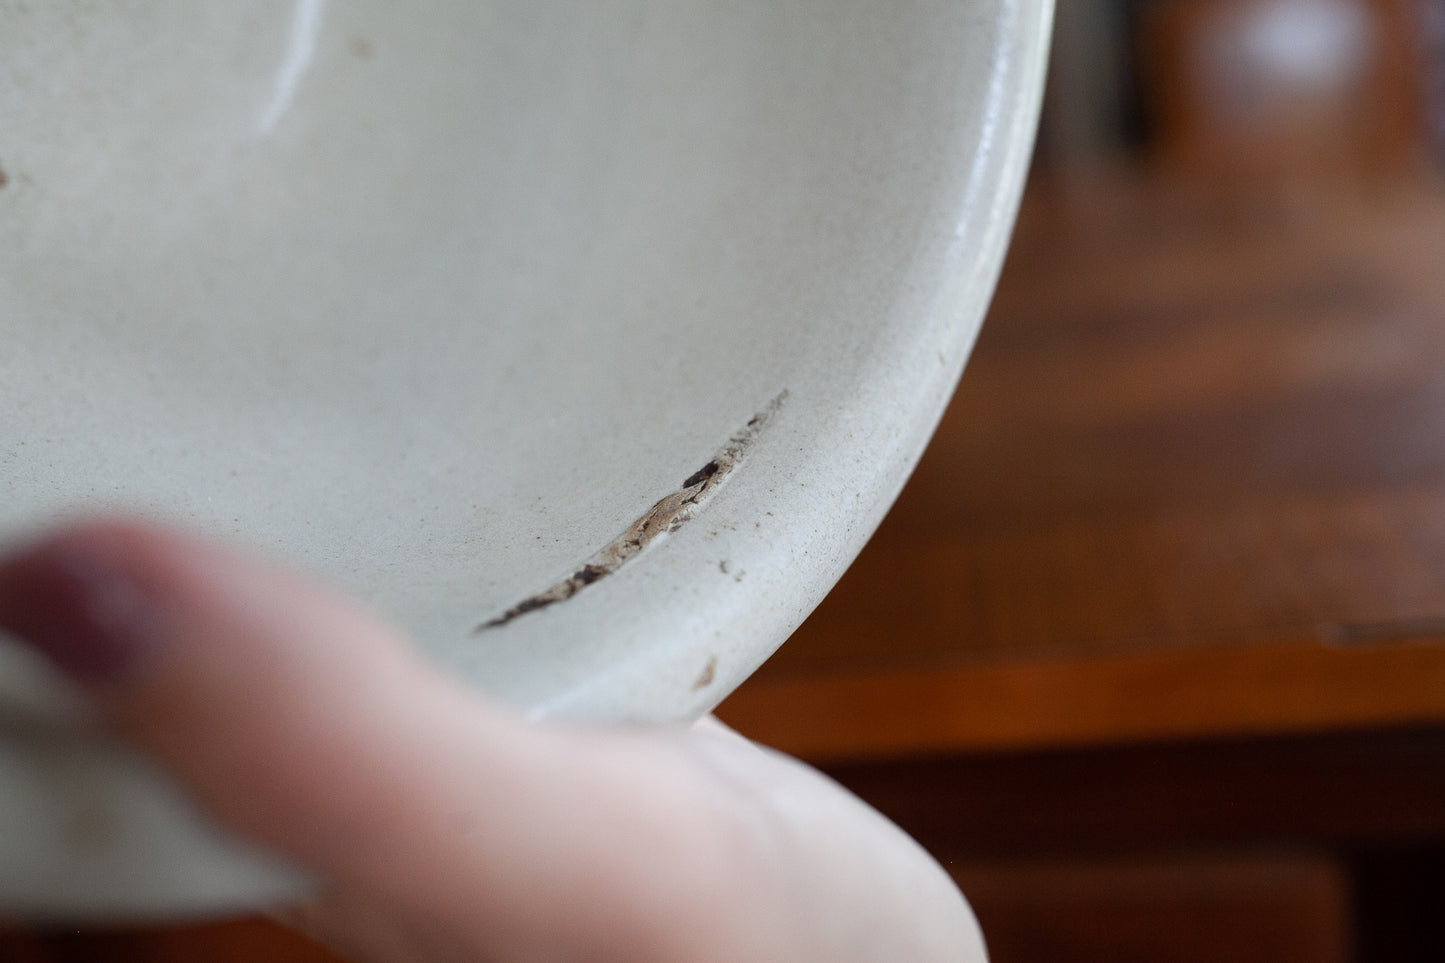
top-left (718, 636), bottom-right (1445, 762)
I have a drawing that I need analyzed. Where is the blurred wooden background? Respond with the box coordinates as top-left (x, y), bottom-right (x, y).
top-left (7, 0), bottom-right (1445, 959)
top-left (722, 1), bottom-right (1445, 960)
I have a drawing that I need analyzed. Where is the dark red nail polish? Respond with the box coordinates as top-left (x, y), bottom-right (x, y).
top-left (0, 534), bottom-right (164, 686)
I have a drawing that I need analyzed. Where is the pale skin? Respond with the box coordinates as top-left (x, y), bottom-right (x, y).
top-left (0, 522), bottom-right (986, 962)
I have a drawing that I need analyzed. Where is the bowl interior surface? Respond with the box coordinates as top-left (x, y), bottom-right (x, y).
top-left (0, 0), bottom-right (1050, 915)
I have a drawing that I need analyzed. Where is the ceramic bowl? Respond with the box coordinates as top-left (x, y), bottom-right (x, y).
top-left (0, 0), bottom-right (1051, 916)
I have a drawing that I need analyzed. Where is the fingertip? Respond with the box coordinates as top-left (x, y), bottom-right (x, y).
top-left (0, 519), bottom-right (460, 860)
top-left (0, 519), bottom-right (180, 689)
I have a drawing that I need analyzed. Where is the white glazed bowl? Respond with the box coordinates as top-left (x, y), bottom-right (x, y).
top-left (0, 0), bottom-right (1050, 917)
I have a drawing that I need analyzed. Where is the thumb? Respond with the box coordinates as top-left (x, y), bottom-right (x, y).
top-left (0, 521), bottom-right (745, 960)
top-left (0, 521), bottom-right (988, 963)
top-left (0, 520), bottom-right (532, 873)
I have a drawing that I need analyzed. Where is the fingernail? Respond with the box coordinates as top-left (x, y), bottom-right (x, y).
top-left (0, 532), bottom-right (166, 687)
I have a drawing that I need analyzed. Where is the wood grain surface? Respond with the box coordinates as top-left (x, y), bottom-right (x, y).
top-left (722, 174), bottom-right (1445, 759)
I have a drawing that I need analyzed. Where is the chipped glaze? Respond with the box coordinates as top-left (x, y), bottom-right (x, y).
top-left (479, 391), bottom-right (786, 630)
top-left (0, 0), bottom-right (1051, 916)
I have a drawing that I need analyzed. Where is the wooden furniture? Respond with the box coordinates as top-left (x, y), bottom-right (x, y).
top-left (1139, 0), bottom-right (1429, 183)
top-left (719, 170), bottom-right (1445, 961)
top-left (725, 172), bottom-right (1445, 757)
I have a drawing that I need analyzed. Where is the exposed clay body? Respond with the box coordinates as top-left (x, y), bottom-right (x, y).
top-left (690, 655), bottom-right (718, 691)
top-left (478, 391), bottom-right (787, 630)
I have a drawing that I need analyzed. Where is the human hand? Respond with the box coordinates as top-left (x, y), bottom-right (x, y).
top-left (0, 521), bottom-right (983, 962)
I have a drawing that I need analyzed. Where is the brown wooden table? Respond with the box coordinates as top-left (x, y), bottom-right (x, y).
top-left (725, 173), bottom-right (1445, 758)
top-left (717, 171), bottom-right (1445, 962)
